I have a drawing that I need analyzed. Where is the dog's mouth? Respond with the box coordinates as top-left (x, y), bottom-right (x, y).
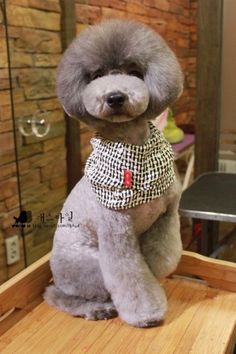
top-left (100, 101), bottom-right (137, 122)
top-left (83, 99), bottom-right (147, 123)
top-left (95, 102), bottom-right (144, 123)
top-left (104, 113), bottom-right (136, 123)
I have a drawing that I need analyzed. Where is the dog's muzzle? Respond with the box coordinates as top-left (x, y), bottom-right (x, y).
top-left (82, 74), bottom-right (149, 122)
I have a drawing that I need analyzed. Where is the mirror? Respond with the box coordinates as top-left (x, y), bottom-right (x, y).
top-left (0, 0), bottom-right (68, 284)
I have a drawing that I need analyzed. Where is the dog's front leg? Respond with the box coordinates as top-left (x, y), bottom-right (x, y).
top-left (98, 211), bottom-right (167, 328)
top-left (141, 207), bottom-right (182, 280)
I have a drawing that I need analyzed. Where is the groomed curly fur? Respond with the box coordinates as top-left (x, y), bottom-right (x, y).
top-left (44, 19), bottom-right (183, 328)
top-left (57, 19), bottom-right (183, 123)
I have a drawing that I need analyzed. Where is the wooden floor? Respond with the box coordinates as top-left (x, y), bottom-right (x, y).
top-left (0, 277), bottom-right (235, 354)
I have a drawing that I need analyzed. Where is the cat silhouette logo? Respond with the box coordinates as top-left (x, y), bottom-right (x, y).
top-left (12, 211), bottom-right (32, 227)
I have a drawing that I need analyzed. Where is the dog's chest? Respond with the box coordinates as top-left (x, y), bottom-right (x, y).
top-left (128, 191), bottom-right (168, 236)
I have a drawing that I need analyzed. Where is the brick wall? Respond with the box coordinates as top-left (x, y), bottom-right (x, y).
top-left (75, 0), bottom-right (198, 164)
top-left (0, 0), bottom-right (67, 284)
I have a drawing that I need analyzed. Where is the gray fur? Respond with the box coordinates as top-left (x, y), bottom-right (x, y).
top-left (57, 19), bottom-right (183, 125)
top-left (82, 74), bottom-right (149, 121)
top-left (44, 19), bottom-right (183, 328)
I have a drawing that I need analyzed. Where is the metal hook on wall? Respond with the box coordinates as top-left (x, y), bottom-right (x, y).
top-left (18, 110), bottom-right (51, 138)
top-left (32, 110), bottom-right (51, 138)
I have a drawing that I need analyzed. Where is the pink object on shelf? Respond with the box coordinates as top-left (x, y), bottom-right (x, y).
top-left (172, 134), bottom-right (195, 153)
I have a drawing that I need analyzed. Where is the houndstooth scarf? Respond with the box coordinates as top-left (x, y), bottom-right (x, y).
top-left (85, 121), bottom-right (175, 210)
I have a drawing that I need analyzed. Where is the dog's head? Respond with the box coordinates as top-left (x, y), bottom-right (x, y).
top-left (57, 20), bottom-right (183, 126)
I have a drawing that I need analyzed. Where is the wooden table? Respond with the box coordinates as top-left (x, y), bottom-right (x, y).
top-left (0, 252), bottom-right (235, 353)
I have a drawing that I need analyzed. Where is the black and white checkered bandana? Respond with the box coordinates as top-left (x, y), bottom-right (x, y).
top-left (85, 121), bottom-right (175, 210)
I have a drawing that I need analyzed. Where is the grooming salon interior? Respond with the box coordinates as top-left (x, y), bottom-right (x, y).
top-left (0, 0), bottom-right (235, 353)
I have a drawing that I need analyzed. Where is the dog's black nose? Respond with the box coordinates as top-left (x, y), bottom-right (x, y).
top-left (106, 92), bottom-right (126, 108)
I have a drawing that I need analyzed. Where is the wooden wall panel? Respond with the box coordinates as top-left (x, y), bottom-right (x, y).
top-left (195, 0), bottom-right (223, 176)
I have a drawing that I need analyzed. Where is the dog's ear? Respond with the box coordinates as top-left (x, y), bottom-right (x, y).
top-left (144, 43), bottom-right (184, 117)
top-left (56, 40), bottom-right (87, 118)
top-left (62, 105), bottom-right (73, 117)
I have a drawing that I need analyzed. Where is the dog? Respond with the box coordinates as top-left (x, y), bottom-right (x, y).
top-left (44, 19), bottom-right (183, 328)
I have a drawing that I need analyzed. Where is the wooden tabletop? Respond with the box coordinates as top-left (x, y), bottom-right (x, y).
top-left (0, 276), bottom-right (235, 354)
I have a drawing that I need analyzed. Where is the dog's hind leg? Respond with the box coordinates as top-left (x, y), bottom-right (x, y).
top-left (44, 285), bottom-right (117, 320)
top-left (44, 245), bottom-right (118, 320)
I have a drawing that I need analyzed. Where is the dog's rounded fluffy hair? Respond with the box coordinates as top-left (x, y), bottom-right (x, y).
top-left (57, 19), bottom-right (183, 124)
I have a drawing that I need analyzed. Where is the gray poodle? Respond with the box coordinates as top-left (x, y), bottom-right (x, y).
top-left (44, 19), bottom-right (183, 328)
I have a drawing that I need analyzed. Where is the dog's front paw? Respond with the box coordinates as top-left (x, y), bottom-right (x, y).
top-left (121, 302), bottom-right (167, 328)
top-left (117, 285), bottom-right (167, 328)
top-left (128, 307), bottom-right (166, 328)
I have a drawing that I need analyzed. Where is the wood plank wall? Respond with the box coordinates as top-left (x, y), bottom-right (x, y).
top-left (195, 0), bottom-right (223, 176)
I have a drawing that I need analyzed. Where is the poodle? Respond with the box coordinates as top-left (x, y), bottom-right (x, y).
top-left (44, 19), bottom-right (184, 328)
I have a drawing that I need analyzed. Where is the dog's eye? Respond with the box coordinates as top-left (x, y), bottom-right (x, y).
top-left (91, 71), bottom-right (103, 80)
top-left (128, 70), bottom-right (143, 80)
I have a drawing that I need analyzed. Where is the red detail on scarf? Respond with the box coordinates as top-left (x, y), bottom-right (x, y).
top-left (124, 170), bottom-right (132, 188)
